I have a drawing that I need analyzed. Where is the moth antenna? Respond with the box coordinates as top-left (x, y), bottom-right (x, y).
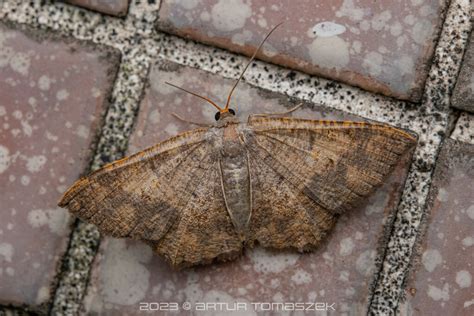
top-left (165, 81), bottom-right (223, 111)
top-left (224, 21), bottom-right (284, 111)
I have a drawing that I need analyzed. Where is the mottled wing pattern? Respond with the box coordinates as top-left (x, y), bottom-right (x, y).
top-left (245, 117), bottom-right (416, 248)
top-left (148, 163), bottom-right (242, 268)
top-left (59, 128), bottom-right (242, 268)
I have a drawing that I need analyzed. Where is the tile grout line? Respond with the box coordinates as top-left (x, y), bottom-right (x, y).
top-left (0, 0), bottom-right (472, 314)
top-left (368, 0), bottom-right (472, 314)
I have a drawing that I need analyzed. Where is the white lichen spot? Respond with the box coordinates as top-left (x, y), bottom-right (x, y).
top-left (149, 109), bottom-right (161, 124)
top-left (256, 17), bottom-right (267, 28)
top-left (307, 36), bottom-right (350, 69)
top-left (174, 0), bottom-right (199, 9)
top-left (410, 0), bottom-right (424, 6)
top-left (355, 250), bottom-right (376, 276)
top-left (371, 10), bottom-right (392, 31)
top-left (308, 22), bottom-right (346, 38)
top-left (36, 286), bottom-right (50, 304)
top-left (437, 188), bottom-right (449, 202)
top-left (0, 242), bottom-right (14, 262)
top-left (100, 240), bottom-right (153, 305)
top-left (26, 155), bottom-right (47, 173)
top-left (90, 87), bottom-right (101, 98)
top-left (56, 89), bottom-right (70, 101)
top-left (427, 283), bottom-right (450, 301)
top-left (211, 0), bottom-right (252, 32)
top-left (9, 52), bottom-right (30, 76)
top-left (390, 22), bottom-right (403, 36)
top-left (462, 236), bottom-right (474, 247)
top-left (362, 51), bottom-right (384, 76)
top-left (345, 287), bottom-right (355, 297)
top-left (6, 267), bottom-right (14, 276)
top-left (231, 30), bottom-right (253, 46)
top-left (0, 145), bottom-right (11, 174)
top-left (0, 106), bottom-right (6, 116)
top-left (466, 205), bottom-right (474, 220)
top-left (339, 237), bottom-right (354, 256)
top-left (352, 41), bottom-right (362, 54)
top-left (291, 269), bottom-right (312, 285)
top-left (395, 55), bottom-right (415, 76)
top-left (248, 247), bottom-right (299, 274)
top-left (75, 125), bottom-right (89, 139)
top-left (455, 270), bottom-right (472, 288)
top-left (422, 249), bottom-right (442, 272)
top-left (200, 11), bottom-right (211, 22)
top-left (27, 208), bottom-right (71, 235)
top-left (411, 20), bottom-right (432, 45)
top-left (339, 270), bottom-right (350, 282)
top-left (336, 0), bottom-right (367, 21)
top-left (165, 123), bottom-right (178, 135)
top-left (21, 175), bottom-right (30, 186)
top-left (38, 75), bottom-right (52, 91)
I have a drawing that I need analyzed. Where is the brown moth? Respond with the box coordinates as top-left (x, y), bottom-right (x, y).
top-left (58, 24), bottom-right (416, 269)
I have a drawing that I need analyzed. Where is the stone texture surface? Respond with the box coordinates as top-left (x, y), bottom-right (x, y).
top-left (451, 32), bottom-right (474, 113)
top-left (157, 0), bottom-right (448, 102)
top-left (0, 22), bottom-right (119, 312)
top-left (63, 0), bottom-right (130, 17)
top-left (82, 60), bottom-right (414, 315)
top-left (400, 140), bottom-right (474, 315)
top-left (451, 112), bottom-right (474, 144)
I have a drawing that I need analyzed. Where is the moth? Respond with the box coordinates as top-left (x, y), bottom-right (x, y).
top-left (59, 24), bottom-right (416, 269)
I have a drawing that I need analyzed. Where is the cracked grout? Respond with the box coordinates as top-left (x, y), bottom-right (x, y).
top-left (0, 0), bottom-right (472, 314)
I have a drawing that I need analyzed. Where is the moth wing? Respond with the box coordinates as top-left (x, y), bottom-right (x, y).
top-left (59, 128), bottom-right (242, 268)
top-left (245, 117), bottom-right (416, 248)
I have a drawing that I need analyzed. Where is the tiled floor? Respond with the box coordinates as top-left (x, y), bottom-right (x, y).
top-left (82, 60), bottom-right (413, 315)
top-left (451, 32), bottom-right (474, 113)
top-left (0, 0), bottom-right (472, 315)
top-left (400, 140), bottom-right (474, 316)
top-left (157, 0), bottom-right (448, 102)
top-left (0, 22), bottom-right (120, 313)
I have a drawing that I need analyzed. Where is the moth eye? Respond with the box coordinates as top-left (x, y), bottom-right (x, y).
top-left (214, 112), bottom-right (221, 121)
top-left (229, 109), bottom-right (236, 115)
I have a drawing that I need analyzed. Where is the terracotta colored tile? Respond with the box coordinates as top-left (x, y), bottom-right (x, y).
top-left (63, 0), bottom-right (130, 17)
top-left (451, 32), bottom-right (474, 113)
top-left (401, 140), bottom-right (474, 315)
top-left (156, 0), bottom-right (448, 102)
top-left (82, 60), bottom-right (413, 315)
top-left (0, 22), bottom-right (119, 311)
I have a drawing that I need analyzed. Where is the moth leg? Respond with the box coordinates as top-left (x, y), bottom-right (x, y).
top-left (172, 112), bottom-right (212, 127)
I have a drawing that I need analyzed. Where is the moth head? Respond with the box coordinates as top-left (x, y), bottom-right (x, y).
top-left (214, 108), bottom-right (236, 121)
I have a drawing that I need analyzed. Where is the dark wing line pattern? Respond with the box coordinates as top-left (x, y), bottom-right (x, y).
top-left (246, 117), bottom-right (416, 215)
top-left (245, 142), bottom-right (337, 250)
top-left (150, 161), bottom-right (243, 268)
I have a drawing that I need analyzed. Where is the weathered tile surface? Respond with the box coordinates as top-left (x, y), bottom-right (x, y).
top-left (0, 22), bottom-right (119, 311)
top-left (157, 0), bottom-right (448, 102)
top-left (82, 60), bottom-right (414, 315)
top-left (451, 32), bottom-right (474, 113)
top-left (400, 140), bottom-right (474, 315)
top-left (63, 0), bottom-right (130, 17)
